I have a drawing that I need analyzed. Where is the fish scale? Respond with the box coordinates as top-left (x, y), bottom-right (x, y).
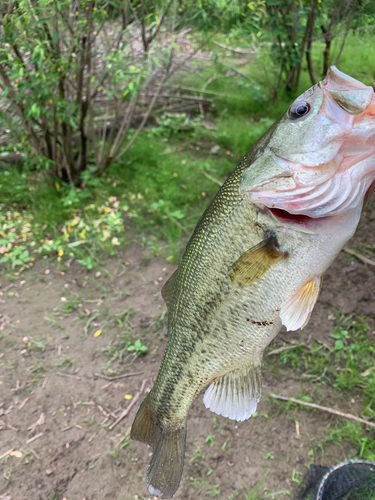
top-left (131, 67), bottom-right (375, 499)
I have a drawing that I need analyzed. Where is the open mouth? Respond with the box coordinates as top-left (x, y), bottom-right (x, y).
top-left (268, 207), bottom-right (315, 226)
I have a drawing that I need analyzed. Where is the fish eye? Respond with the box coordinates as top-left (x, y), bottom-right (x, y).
top-left (289, 101), bottom-right (311, 120)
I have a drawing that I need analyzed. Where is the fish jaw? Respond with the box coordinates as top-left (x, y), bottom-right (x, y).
top-left (240, 67), bottom-right (375, 220)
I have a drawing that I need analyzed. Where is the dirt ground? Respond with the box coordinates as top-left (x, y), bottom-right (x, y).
top-left (1, 203), bottom-right (375, 500)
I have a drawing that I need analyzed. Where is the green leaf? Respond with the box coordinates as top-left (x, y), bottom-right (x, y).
top-left (335, 340), bottom-right (344, 350)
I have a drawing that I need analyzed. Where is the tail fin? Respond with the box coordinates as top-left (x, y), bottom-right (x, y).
top-left (131, 395), bottom-right (187, 500)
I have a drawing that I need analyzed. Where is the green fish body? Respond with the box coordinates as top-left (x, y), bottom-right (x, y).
top-left (131, 67), bottom-right (375, 499)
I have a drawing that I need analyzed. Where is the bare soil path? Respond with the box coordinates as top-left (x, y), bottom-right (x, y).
top-left (0, 205), bottom-right (374, 500)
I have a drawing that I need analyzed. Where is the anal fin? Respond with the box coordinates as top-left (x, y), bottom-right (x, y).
top-left (280, 276), bottom-right (322, 331)
top-left (203, 360), bottom-right (263, 422)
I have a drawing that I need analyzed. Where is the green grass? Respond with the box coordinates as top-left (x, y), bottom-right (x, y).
top-left (269, 313), bottom-right (375, 461)
top-left (1, 31), bottom-right (375, 273)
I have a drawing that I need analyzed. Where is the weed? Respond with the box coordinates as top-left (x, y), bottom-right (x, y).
top-left (210, 484), bottom-right (221, 498)
top-left (59, 293), bottom-right (81, 314)
top-left (127, 339), bottom-right (148, 357)
top-left (29, 338), bottom-right (46, 351)
top-left (243, 470), bottom-right (269, 500)
top-left (205, 434), bottom-right (215, 447)
top-left (149, 309), bottom-right (168, 337)
top-left (120, 435), bottom-right (131, 449)
top-left (100, 333), bottom-right (147, 372)
top-left (326, 422), bottom-right (375, 461)
top-left (113, 308), bottom-right (134, 327)
top-left (272, 314), bottom-right (374, 398)
top-left (56, 357), bottom-right (73, 369)
top-left (3, 468), bottom-right (14, 485)
top-left (44, 316), bottom-right (65, 330)
top-left (221, 438), bottom-right (230, 451)
top-left (189, 447), bottom-right (204, 469)
top-left (19, 450), bottom-right (33, 465)
top-left (83, 416), bottom-right (95, 426)
top-left (107, 448), bottom-right (119, 462)
top-left (27, 361), bottom-right (45, 379)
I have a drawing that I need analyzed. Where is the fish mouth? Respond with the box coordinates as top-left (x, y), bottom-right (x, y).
top-left (267, 207), bottom-right (316, 227)
top-left (264, 207), bottom-right (333, 234)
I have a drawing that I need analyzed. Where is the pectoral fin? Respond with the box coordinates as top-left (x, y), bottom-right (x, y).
top-left (280, 276), bottom-right (322, 331)
top-left (161, 269), bottom-right (178, 309)
top-left (229, 234), bottom-right (287, 288)
top-left (203, 359), bottom-right (263, 422)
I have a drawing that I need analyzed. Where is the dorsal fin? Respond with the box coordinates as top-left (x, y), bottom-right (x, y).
top-left (229, 234), bottom-right (288, 289)
top-left (203, 359), bottom-right (263, 422)
top-left (161, 269), bottom-right (178, 309)
top-left (280, 276), bottom-right (322, 331)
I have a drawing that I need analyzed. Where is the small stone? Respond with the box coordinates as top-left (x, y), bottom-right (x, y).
top-left (210, 144), bottom-right (220, 154)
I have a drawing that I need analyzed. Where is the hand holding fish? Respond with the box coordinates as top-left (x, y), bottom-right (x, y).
top-left (131, 67), bottom-right (375, 499)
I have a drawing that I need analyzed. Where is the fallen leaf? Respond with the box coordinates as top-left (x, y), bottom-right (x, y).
top-left (361, 366), bottom-right (375, 377)
top-left (93, 330), bottom-right (102, 337)
top-left (124, 394), bottom-right (132, 400)
top-left (10, 450), bottom-right (22, 458)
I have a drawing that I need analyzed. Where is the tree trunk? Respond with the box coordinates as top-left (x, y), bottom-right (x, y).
top-left (323, 35), bottom-right (331, 76)
top-left (305, 0), bottom-right (318, 86)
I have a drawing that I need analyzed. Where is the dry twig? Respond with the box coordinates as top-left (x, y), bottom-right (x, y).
top-left (29, 448), bottom-right (39, 459)
top-left (17, 397), bottom-right (29, 411)
top-left (94, 371), bottom-right (143, 381)
top-left (7, 423), bottom-right (19, 432)
top-left (88, 432), bottom-right (97, 443)
top-left (57, 372), bottom-right (81, 380)
top-left (267, 345), bottom-right (299, 356)
top-left (203, 171), bottom-right (223, 186)
top-left (108, 379), bottom-right (147, 431)
top-left (61, 425), bottom-right (74, 432)
top-left (28, 413), bottom-right (45, 432)
top-left (213, 41), bottom-right (257, 54)
top-left (0, 448), bottom-right (14, 461)
top-left (342, 247), bottom-right (375, 267)
top-left (270, 393), bottom-right (375, 429)
top-left (26, 432), bottom-right (43, 444)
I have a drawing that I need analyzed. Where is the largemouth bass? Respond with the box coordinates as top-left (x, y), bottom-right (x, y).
top-left (131, 67), bottom-right (375, 499)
